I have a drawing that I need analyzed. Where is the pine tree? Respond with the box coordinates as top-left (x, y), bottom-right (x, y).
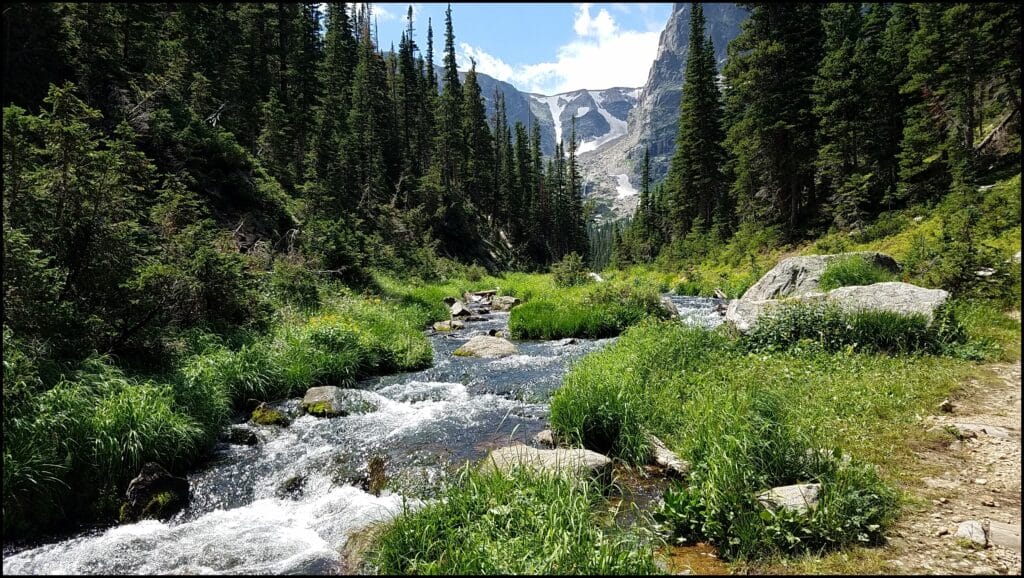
top-left (665, 3), bottom-right (727, 241)
top-left (724, 3), bottom-right (824, 238)
top-left (461, 60), bottom-right (494, 212)
top-left (435, 5), bottom-right (464, 199)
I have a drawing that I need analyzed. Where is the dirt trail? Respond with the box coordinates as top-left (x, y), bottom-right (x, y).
top-left (884, 358), bottom-right (1021, 575)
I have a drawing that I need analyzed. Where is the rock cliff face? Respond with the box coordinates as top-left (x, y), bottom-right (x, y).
top-left (580, 3), bottom-right (747, 220)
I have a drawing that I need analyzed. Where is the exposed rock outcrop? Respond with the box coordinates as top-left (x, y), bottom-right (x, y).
top-left (491, 296), bottom-right (522, 311)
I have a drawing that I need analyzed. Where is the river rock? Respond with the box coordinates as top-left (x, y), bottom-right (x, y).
top-left (956, 520), bottom-right (988, 547)
top-left (492, 295), bottom-right (522, 311)
top-left (251, 402), bottom-right (290, 426)
top-left (756, 483), bottom-right (821, 515)
top-left (659, 296), bottom-right (680, 317)
top-left (534, 429), bottom-right (559, 447)
top-left (301, 386), bottom-right (377, 417)
top-left (741, 252), bottom-right (900, 301)
top-left (433, 320), bottom-right (464, 332)
top-left (987, 521), bottom-right (1021, 552)
top-left (646, 433), bottom-right (690, 478)
top-left (479, 444), bottom-right (612, 484)
top-left (454, 335), bottom-right (518, 358)
top-left (448, 300), bottom-right (471, 318)
top-left (228, 424), bottom-right (258, 445)
top-left (119, 462), bottom-right (189, 523)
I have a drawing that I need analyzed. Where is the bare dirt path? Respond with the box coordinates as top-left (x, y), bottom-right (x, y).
top-left (884, 358), bottom-right (1021, 575)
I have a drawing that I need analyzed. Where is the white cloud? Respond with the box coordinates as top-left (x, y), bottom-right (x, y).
top-left (457, 3), bottom-right (661, 95)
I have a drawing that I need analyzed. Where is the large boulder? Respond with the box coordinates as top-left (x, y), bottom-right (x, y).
top-left (454, 335), bottom-right (518, 358)
top-left (119, 462), bottom-right (189, 523)
top-left (646, 434), bottom-right (690, 478)
top-left (301, 386), bottom-right (377, 417)
top-left (826, 282), bottom-right (948, 323)
top-left (741, 252), bottom-right (900, 301)
top-left (443, 298), bottom-right (472, 318)
top-left (491, 296), bottom-right (522, 311)
top-left (479, 444), bottom-right (612, 484)
top-left (726, 281), bottom-right (948, 333)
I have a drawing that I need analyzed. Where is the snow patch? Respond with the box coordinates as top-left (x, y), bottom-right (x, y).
top-left (536, 94), bottom-right (568, 145)
top-left (615, 174), bottom-right (637, 198)
top-left (575, 106), bottom-right (591, 117)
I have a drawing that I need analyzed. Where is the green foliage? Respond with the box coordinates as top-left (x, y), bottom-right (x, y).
top-left (744, 301), bottom-right (968, 356)
top-left (550, 252), bottom-right (591, 288)
top-left (270, 259), bottom-right (321, 310)
top-left (367, 465), bottom-right (657, 575)
top-left (508, 277), bottom-right (668, 340)
top-left (818, 255), bottom-right (899, 290)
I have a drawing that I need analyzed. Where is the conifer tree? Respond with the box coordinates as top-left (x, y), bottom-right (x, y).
top-left (665, 3), bottom-right (727, 241)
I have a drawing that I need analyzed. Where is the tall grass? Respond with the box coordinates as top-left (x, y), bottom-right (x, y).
top-left (818, 254), bottom-right (898, 291)
top-left (547, 313), bottom-right (1011, 561)
top-left (508, 277), bottom-right (668, 340)
top-left (367, 465), bottom-right (657, 575)
top-left (743, 301), bottom-right (969, 355)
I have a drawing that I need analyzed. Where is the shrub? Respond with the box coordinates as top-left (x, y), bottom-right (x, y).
top-left (270, 259), bottom-right (320, 309)
top-left (368, 465), bottom-right (657, 575)
top-left (551, 252), bottom-right (591, 287)
top-left (818, 254), bottom-right (898, 291)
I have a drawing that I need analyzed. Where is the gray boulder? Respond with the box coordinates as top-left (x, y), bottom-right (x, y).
top-left (647, 434), bottom-right (690, 478)
top-left (449, 300), bottom-right (471, 318)
top-left (741, 252), bottom-right (899, 301)
top-left (756, 483), bottom-right (821, 515)
top-left (120, 462), bottom-right (189, 523)
top-left (827, 282), bottom-right (948, 323)
top-left (659, 296), bottom-right (680, 317)
top-left (491, 296), bottom-right (522, 311)
top-left (533, 429), bottom-right (559, 447)
top-left (454, 335), bottom-right (518, 358)
top-left (956, 520), bottom-right (988, 547)
top-left (479, 444), bottom-right (612, 484)
top-left (301, 386), bottom-right (377, 417)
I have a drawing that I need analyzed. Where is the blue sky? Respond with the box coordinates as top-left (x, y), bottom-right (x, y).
top-left (368, 3), bottom-right (672, 94)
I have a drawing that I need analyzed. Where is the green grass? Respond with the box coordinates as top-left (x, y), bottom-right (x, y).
top-left (367, 465), bottom-right (658, 575)
top-left (818, 254), bottom-right (899, 291)
top-left (548, 305), bottom-right (1018, 562)
top-left (508, 276), bottom-right (669, 340)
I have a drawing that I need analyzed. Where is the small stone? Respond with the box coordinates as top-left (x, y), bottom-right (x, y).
top-left (955, 520), bottom-right (987, 547)
top-left (938, 399), bottom-right (954, 412)
top-left (251, 402), bottom-right (290, 426)
top-left (975, 478), bottom-right (988, 485)
top-left (533, 429), bottom-right (558, 447)
top-left (756, 483), bottom-right (821, 515)
top-left (982, 500), bottom-right (996, 507)
top-left (937, 528), bottom-right (951, 537)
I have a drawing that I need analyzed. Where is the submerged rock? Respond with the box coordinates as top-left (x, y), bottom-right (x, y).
top-left (250, 402), bottom-right (290, 426)
top-left (119, 462), bottom-right (189, 523)
top-left (454, 335), bottom-right (518, 358)
top-left (756, 483), bottom-right (821, 515)
top-left (227, 424), bottom-right (258, 445)
top-left (479, 444), bottom-right (612, 484)
top-left (301, 386), bottom-right (377, 417)
top-left (276, 475), bottom-right (307, 499)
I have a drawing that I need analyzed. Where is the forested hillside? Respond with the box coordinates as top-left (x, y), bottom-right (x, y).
top-left (611, 3), bottom-right (1020, 284)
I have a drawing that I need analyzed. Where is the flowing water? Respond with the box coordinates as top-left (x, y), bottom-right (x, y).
top-left (4, 296), bottom-right (725, 575)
